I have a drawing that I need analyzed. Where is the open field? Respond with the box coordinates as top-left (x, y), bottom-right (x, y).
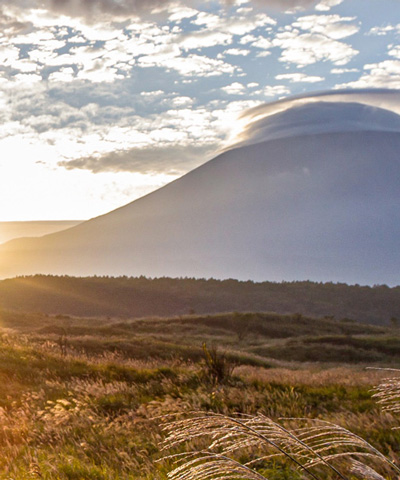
top-left (1, 308), bottom-right (400, 478)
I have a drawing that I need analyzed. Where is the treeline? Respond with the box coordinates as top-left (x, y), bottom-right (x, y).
top-left (0, 275), bottom-right (399, 325)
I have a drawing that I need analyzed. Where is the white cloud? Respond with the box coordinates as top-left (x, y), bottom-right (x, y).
top-left (168, 96), bottom-right (194, 107)
top-left (276, 73), bottom-right (324, 83)
top-left (252, 85), bottom-right (290, 97)
top-left (48, 67), bottom-right (76, 82)
top-left (139, 52), bottom-right (237, 77)
top-left (331, 67), bottom-right (359, 74)
top-left (264, 85), bottom-right (290, 96)
top-left (10, 58), bottom-right (39, 73)
top-left (192, 11), bottom-right (275, 36)
top-left (12, 73), bottom-right (43, 85)
top-left (272, 14), bottom-right (359, 67)
top-left (255, 50), bottom-right (271, 58)
top-left (178, 30), bottom-right (232, 50)
top-left (0, 45), bottom-right (20, 67)
top-left (223, 48), bottom-right (251, 56)
top-left (140, 90), bottom-right (164, 97)
top-left (221, 82), bottom-right (246, 94)
top-left (315, 0), bottom-right (344, 12)
top-left (274, 29), bottom-right (358, 66)
top-left (367, 24), bottom-right (400, 36)
top-left (239, 34), bottom-right (257, 44)
top-left (251, 36), bottom-right (273, 49)
top-left (335, 60), bottom-right (400, 89)
top-left (389, 46), bottom-right (400, 59)
top-left (8, 4), bottom-right (275, 86)
top-left (168, 6), bottom-right (199, 22)
top-left (293, 14), bottom-right (360, 40)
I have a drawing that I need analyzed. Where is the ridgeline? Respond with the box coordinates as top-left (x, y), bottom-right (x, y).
top-left (0, 275), bottom-right (399, 325)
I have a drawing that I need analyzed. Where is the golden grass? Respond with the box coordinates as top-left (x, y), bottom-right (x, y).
top-left (0, 319), bottom-right (400, 479)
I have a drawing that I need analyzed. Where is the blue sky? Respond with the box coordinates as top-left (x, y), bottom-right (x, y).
top-left (1, 0), bottom-right (400, 221)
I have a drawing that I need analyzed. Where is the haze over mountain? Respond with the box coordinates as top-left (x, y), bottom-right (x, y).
top-left (0, 221), bottom-right (82, 245)
top-left (1, 90), bottom-right (399, 285)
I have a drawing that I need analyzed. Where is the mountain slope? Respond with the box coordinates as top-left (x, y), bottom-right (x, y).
top-left (1, 99), bottom-right (400, 284)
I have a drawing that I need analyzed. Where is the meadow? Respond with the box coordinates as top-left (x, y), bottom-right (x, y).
top-left (1, 308), bottom-right (400, 479)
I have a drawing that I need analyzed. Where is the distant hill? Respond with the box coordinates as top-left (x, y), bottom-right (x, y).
top-left (1, 95), bottom-right (400, 285)
top-left (2, 307), bottom-right (398, 366)
top-left (0, 220), bottom-right (82, 244)
top-left (1, 275), bottom-right (399, 325)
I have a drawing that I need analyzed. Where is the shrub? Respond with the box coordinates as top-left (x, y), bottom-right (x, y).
top-left (201, 343), bottom-right (235, 386)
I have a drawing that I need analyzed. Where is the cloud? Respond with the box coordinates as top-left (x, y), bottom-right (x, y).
top-left (389, 46), bottom-right (400, 59)
top-left (276, 72), bottom-right (324, 83)
top-left (228, 89), bottom-right (400, 148)
top-left (0, 0), bottom-right (334, 23)
top-left (250, 0), bottom-right (316, 10)
top-left (270, 13), bottom-right (359, 67)
top-left (221, 82), bottom-right (246, 94)
top-left (315, 0), bottom-right (344, 11)
top-left (58, 144), bottom-right (215, 174)
top-left (293, 14), bottom-right (359, 39)
top-left (178, 30), bottom-right (233, 50)
top-left (273, 29), bottom-right (358, 66)
top-left (47, 94), bottom-right (261, 176)
top-left (257, 85), bottom-right (290, 97)
top-left (367, 24), bottom-right (400, 36)
top-left (139, 53), bottom-right (237, 77)
top-left (335, 61), bottom-right (400, 89)
top-left (48, 0), bottom-right (178, 19)
top-left (331, 67), bottom-right (358, 74)
top-left (221, 48), bottom-right (251, 56)
top-left (47, 0), bottom-right (322, 19)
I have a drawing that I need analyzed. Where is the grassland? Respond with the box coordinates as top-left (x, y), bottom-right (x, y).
top-left (1, 308), bottom-right (400, 479)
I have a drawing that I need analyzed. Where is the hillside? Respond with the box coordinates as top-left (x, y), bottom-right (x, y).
top-left (3, 306), bottom-right (400, 365)
top-left (2, 307), bottom-right (400, 478)
top-left (1, 275), bottom-right (399, 325)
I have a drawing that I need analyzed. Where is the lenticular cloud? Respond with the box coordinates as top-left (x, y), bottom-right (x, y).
top-left (233, 89), bottom-right (400, 148)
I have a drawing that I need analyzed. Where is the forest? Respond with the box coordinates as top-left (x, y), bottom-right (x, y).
top-left (0, 275), bottom-right (399, 325)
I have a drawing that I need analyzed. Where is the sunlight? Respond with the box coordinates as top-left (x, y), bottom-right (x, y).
top-left (0, 135), bottom-right (175, 221)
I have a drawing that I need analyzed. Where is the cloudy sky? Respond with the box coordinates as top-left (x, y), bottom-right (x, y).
top-left (1, 0), bottom-right (399, 221)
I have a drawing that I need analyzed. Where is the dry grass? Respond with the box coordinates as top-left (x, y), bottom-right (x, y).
top-left (161, 371), bottom-right (400, 480)
top-left (235, 366), bottom-right (392, 387)
top-left (1, 315), bottom-right (400, 479)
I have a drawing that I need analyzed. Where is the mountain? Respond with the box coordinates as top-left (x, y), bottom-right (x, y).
top-left (1, 93), bottom-right (400, 285)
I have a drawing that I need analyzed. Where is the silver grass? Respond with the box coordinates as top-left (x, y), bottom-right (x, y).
top-left (350, 460), bottom-right (387, 480)
top-left (166, 452), bottom-right (268, 480)
top-left (372, 369), bottom-right (400, 414)
top-left (161, 413), bottom-right (321, 480)
top-left (161, 412), bottom-right (400, 480)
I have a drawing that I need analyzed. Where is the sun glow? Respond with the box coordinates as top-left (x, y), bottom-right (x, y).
top-left (0, 136), bottom-right (176, 221)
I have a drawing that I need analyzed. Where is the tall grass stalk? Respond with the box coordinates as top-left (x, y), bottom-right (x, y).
top-left (161, 370), bottom-right (400, 480)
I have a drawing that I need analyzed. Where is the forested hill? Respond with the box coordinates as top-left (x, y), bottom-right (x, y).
top-left (0, 275), bottom-right (399, 325)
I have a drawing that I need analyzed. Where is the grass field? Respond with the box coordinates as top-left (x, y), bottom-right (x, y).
top-left (1, 308), bottom-right (400, 479)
